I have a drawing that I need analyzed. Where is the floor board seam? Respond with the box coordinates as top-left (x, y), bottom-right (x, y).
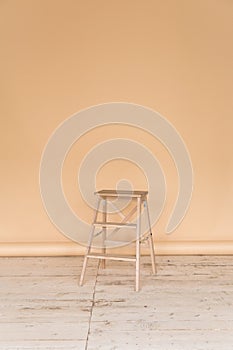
top-left (84, 261), bottom-right (100, 350)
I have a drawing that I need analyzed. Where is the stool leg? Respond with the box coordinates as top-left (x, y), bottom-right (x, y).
top-left (145, 199), bottom-right (156, 275)
top-left (136, 197), bottom-right (141, 292)
top-left (148, 233), bottom-right (156, 275)
top-left (101, 198), bottom-right (107, 268)
top-left (79, 197), bottom-right (101, 286)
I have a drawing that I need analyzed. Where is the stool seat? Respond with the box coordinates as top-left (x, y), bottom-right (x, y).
top-left (79, 189), bottom-right (156, 291)
top-left (96, 189), bottom-right (148, 198)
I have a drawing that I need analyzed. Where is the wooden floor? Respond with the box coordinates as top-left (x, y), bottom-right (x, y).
top-left (0, 255), bottom-right (233, 349)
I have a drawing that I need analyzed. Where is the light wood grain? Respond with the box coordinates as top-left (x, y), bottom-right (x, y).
top-left (0, 256), bottom-right (233, 349)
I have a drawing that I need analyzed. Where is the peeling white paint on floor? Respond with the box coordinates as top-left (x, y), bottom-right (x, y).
top-left (0, 255), bottom-right (233, 349)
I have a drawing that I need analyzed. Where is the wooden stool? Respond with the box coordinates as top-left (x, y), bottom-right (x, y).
top-left (79, 190), bottom-right (156, 291)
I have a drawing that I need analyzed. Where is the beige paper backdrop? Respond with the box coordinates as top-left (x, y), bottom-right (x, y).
top-left (0, 0), bottom-right (232, 255)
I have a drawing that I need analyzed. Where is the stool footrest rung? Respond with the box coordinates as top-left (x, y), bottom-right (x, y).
top-left (94, 222), bottom-right (136, 228)
top-left (87, 253), bottom-right (136, 262)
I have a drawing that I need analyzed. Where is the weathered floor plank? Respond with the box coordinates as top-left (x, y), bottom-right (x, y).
top-left (0, 255), bottom-right (233, 349)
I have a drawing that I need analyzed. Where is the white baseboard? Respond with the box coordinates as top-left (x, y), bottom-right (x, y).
top-left (0, 241), bottom-right (233, 256)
